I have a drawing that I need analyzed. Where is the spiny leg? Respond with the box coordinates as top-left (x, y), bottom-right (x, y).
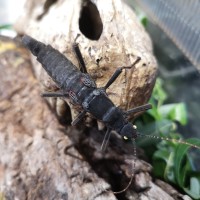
top-left (125, 103), bottom-right (152, 116)
top-left (101, 127), bottom-right (112, 152)
top-left (42, 91), bottom-right (87, 126)
top-left (71, 110), bottom-right (87, 126)
top-left (73, 43), bottom-right (87, 73)
top-left (64, 144), bottom-right (84, 160)
top-left (104, 57), bottom-right (141, 90)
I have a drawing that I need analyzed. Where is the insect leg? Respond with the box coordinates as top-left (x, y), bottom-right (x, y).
top-left (104, 57), bottom-right (141, 90)
top-left (100, 127), bottom-right (112, 152)
top-left (41, 91), bottom-right (68, 97)
top-left (71, 110), bottom-right (87, 126)
top-left (125, 103), bottom-right (152, 116)
top-left (73, 43), bottom-right (87, 73)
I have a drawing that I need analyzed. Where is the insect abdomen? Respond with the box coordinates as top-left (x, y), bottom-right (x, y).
top-left (22, 35), bottom-right (80, 89)
top-left (38, 47), bottom-right (81, 88)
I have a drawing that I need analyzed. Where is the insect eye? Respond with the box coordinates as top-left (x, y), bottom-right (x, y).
top-left (123, 136), bottom-right (128, 140)
top-left (133, 125), bottom-right (137, 129)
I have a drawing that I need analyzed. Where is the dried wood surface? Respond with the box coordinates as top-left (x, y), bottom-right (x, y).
top-left (0, 36), bottom-right (191, 200)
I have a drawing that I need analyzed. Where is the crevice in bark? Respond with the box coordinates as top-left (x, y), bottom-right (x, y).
top-left (79, 0), bottom-right (103, 40)
top-left (69, 126), bottom-right (136, 200)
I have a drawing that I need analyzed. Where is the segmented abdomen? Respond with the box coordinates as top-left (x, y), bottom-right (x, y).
top-left (22, 35), bottom-right (81, 90)
top-left (37, 45), bottom-right (82, 89)
top-left (22, 35), bottom-right (98, 107)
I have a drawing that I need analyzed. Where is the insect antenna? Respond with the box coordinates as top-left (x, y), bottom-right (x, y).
top-left (112, 127), bottom-right (200, 194)
top-left (136, 132), bottom-right (200, 150)
top-left (113, 139), bottom-right (137, 194)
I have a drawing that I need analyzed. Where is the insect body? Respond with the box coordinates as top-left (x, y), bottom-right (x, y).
top-left (22, 35), bottom-right (152, 149)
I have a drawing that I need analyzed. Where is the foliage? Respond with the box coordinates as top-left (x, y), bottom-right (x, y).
top-left (135, 78), bottom-right (200, 199)
top-left (0, 24), bottom-right (12, 30)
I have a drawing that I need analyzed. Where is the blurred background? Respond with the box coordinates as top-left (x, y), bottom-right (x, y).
top-left (0, 0), bottom-right (25, 36)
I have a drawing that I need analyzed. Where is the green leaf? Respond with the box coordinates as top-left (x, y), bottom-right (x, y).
top-left (184, 175), bottom-right (200, 199)
top-left (141, 17), bottom-right (148, 27)
top-left (135, 76), bottom-right (200, 199)
top-left (190, 177), bottom-right (200, 194)
top-left (153, 149), bottom-right (175, 182)
top-left (147, 104), bottom-right (161, 120)
top-left (0, 24), bottom-right (12, 30)
top-left (136, 119), bottom-right (174, 147)
top-left (174, 138), bottom-right (200, 186)
top-left (151, 78), bottom-right (168, 107)
top-left (159, 103), bottom-right (187, 125)
top-left (153, 148), bottom-right (170, 163)
top-left (153, 159), bottom-right (166, 178)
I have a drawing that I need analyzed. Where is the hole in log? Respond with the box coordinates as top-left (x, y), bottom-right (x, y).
top-left (79, 0), bottom-right (103, 40)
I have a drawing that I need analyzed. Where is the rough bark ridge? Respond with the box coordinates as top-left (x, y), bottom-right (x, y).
top-left (0, 37), bottom-right (191, 200)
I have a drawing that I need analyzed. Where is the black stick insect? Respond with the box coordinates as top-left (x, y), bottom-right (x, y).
top-left (22, 35), bottom-right (152, 142)
top-left (22, 35), bottom-right (200, 194)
